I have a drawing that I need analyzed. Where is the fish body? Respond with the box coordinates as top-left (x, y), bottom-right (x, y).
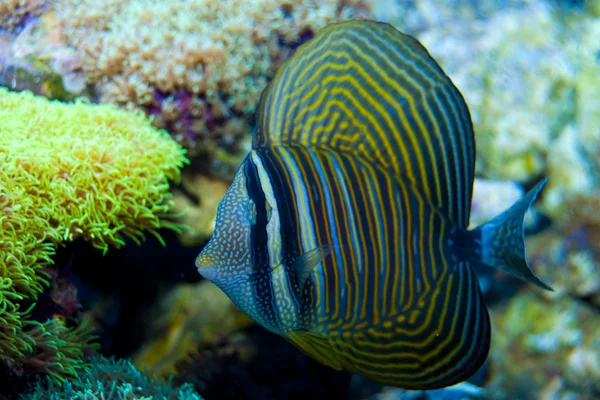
top-left (196, 20), bottom-right (551, 389)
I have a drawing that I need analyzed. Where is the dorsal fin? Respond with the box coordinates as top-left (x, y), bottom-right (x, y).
top-left (254, 20), bottom-right (475, 228)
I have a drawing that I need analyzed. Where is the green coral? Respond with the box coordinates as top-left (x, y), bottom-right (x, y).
top-left (15, 318), bottom-right (99, 384)
top-left (0, 86), bottom-right (188, 383)
top-left (22, 354), bottom-right (204, 400)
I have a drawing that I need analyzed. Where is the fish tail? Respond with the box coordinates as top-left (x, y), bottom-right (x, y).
top-left (471, 178), bottom-right (552, 291)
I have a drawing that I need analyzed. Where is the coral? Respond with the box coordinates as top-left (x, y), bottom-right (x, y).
top-left (0, 86), bottom-right (187, 383)
top-left (132, 281), bottom-right (253, 377)
top-left (527, 225), bottom-right (600, 306)
top-left (0, 0), bottom-right (47, 34)
top-left (367, 382), bottom-right (484, 399)
top-left (371, 0), bottom-right (528, 35)
top-left (15, 317), bottom-right (98, 384)
top-left (0, 86), bottom-right (188, 251)
top-left (172, 169), bottom-right (233, 247)
top-left (0, 9), bottom-right (92, 101)
top-left (486, 290), bottom-right (600, 399)
top-left (468, 178), bottom-right (525, 228)
top-left (543, 124), bottom-right (596, 216)
top-left (22, 354), bottom-right (203, 399)
top-left (51, 0), bottom-right (371, 158)
top-left (0, 317), bottom-right (97, 397)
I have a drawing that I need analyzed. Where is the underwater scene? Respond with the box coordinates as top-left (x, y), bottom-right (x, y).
top-left (1, 0), bottom-right (599, 399)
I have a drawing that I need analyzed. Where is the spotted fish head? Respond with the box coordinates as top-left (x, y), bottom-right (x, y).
top-left (195, 161), bottom-right (255, 291)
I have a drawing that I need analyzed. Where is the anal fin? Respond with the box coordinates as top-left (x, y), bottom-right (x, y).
top-left (285, 330), bottom-right (342, 370)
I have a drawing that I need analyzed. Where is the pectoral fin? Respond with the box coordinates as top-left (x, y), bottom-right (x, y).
top-left (293, 244), bottom-right (334, 287)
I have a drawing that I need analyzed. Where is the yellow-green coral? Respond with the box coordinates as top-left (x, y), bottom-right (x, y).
top-left (0, 86), bottom-right (188, 250)
top-left (0, 86), bottom-right (188, 382)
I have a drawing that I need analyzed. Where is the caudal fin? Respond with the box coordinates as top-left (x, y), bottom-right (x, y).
top-left (475, 178), bottom-right (553, 291)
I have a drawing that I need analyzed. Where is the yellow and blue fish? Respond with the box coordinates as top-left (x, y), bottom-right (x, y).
top-left (195, 19), bottom-right (552, 389)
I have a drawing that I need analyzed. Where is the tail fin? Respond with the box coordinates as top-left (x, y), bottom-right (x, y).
top-left (474, 178), bottom-right (553, 291)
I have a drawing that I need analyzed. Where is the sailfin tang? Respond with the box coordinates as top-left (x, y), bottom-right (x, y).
top-left (293, 244), bottom-right (334, 287)
top-left (475, 178), bottom-right (552, 291)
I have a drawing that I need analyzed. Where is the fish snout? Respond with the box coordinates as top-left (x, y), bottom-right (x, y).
top-left (195, 253), bottom-right (214, 271)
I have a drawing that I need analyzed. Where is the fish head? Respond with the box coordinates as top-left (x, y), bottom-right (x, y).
top-left (195, 160), bottom-right (255, 290)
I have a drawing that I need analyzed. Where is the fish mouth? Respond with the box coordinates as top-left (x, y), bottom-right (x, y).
top-left (196, 262), bottom-right (214, 270)
top-left (195, 256), bottom-right (215, 281)
top-left (195, 253), bottom-right (214, 270)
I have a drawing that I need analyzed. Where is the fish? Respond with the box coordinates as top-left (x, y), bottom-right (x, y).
top-left (195, 19), bottom-right (552, 390)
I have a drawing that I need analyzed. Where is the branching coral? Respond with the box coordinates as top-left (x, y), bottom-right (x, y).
top-left (23, 354), bottom-right (203, 399)
top-left (488, 290), bottom-right (600, 399)
top-left (0, 86), bottom-right (188, 383)
top-left (51, 0), bottom-right (370, 158)
top-left (527, 222), bottom-right (600, 305)
top-left (0, 0), bottom-right (48, 34)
